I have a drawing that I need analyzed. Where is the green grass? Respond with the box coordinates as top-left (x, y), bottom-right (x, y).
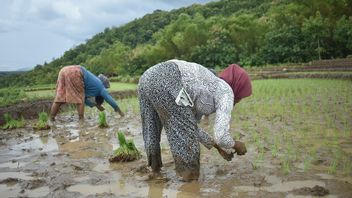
top-left (25, 89), bottom-right (55, 98)
top-left (23, 84), bottom-right (55, 91)
top-left (25, 82), bottom-right (137, 99)
top-left (233, 79), bottom-right (352, 174)
top-left (109, 82), bottom-right (137, 91)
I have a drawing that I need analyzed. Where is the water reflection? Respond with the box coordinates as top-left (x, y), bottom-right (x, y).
top-left (146, 179), bottom-right (201, 198)
top-left (177, 181), bottom-right (201, 198)
top-left (147, 180), bottom-right (165, 198)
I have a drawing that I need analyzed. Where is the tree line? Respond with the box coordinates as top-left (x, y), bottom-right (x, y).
top-left (1, 0), bottom-right (351, 88)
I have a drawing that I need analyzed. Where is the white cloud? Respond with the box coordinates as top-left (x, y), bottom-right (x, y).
top-left (0, 0), bottom-right (214, 71)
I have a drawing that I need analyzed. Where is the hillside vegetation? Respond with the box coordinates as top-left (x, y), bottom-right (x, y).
top-left (1, 0), bottom-right (351, 88)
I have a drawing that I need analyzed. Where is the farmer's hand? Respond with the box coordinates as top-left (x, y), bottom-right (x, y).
top-left (233, 140), bottom-right (247, 155)
top-left (119, 111), bottom-right (125, 117)
top-left (96, 105), bottom-right (105, 111)
top-left (214, 143), bottom-right (234, 161)
top-left (115, 108), bottom-right (125, 117)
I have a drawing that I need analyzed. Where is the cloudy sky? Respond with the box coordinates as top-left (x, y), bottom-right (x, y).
top-left (0, 0), bottom-right (214, 71)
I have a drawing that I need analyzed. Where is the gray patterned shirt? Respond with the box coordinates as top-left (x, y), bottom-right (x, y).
top-left (167, 59), bottom-right (235, 149)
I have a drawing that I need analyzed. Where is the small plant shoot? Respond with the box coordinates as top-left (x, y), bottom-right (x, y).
top-left (33, 111), bottom-right (50, 130)
top-left (98, 111), bottom-right (108, 128)
top-left (2, 113), bottom-right (25, 130)
top-left (109, 132), bottom-right (141, 162)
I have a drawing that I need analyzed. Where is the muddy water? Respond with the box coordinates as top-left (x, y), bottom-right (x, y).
top-left (0, 109), bottom-right (351, 197)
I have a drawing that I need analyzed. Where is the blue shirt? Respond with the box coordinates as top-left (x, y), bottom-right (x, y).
top-left (80, 66), bottom-right (119, 110)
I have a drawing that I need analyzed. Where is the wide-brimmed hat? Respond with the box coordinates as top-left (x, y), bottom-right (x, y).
top-left (98, 74), bottom-right (110, 88)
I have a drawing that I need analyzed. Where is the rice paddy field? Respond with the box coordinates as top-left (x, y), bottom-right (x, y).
top-left (0, 78), bottom-right (351, 197)
top-left (232, 79), bottom-right (352, 175)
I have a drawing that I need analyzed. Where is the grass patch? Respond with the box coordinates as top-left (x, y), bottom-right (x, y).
top-left (109, 82), bottom-right (137, 91)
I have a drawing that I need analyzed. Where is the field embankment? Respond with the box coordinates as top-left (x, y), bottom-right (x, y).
top-left (248, 58), bottom-right (352, 80)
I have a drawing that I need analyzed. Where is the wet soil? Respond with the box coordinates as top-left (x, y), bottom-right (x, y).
top-left (0, 109), bottom-right (351, 197)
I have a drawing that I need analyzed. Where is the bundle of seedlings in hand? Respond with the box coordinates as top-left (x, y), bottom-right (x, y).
top-left (33, 112), bottom-right (50, 130)
top-left (109, 132), bottom-right (141, 162)
top-left (98, 111), bottom-right (108, 128)
top-left (2, 113), bottom-right (25, 130)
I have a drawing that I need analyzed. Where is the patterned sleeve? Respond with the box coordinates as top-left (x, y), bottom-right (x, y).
top-left (198, 128), bottom-right (214, 149)
top-left (213, 84), bottom-right (235, 149)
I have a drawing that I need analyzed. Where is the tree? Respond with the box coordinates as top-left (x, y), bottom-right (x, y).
top-left (85, 41), bottom-right (131, 76)
top-left (302, 12), bottom-right (330, 60)
top-left (259, 25), bottom-right (306, 64)
top-left (333, 16), bottom-right (352, 57)
top-left (189, 27), bottom-right (237, 68)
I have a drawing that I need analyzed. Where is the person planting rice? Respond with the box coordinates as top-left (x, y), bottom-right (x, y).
top-left (138, 59), bottom-right (252, 181)
top-left (50, 65), bottom-right (124, 121)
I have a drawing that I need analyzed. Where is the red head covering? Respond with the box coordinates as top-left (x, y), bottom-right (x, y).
top-left (219, 64), bottom-right (252, 102)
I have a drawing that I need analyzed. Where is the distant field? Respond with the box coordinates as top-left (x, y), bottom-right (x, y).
top-left (0, 82), bottom-right (137, 107)
top-left (25, 82), bottom-right (137, 98)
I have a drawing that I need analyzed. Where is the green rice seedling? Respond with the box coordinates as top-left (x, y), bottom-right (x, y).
top-left (271, 137), bottom-right (279, 158)
top-left (252, 143), bottom-right (265, 170)
top-left (252, 156), bottom-right (261, 170)
top-left (286, 141), bottom-right (297, 161)
top-left (130, 97), bottom-right (140, 114)
top-left (263, 127), bottom-right (270, 143)
top-left (343, 119), bottom-right (350, 137)
top-left (2, 113), bottom-right (25, 129)
top-left (109, 132), bottom-right (141, 162)
top-left (328, 159), bottom-right (338, 174)
top-left (251, 131), bottom-right (259, 144)
top-left (281, 156), bottom-right (291, 175)
top-left (303, 156), bottom-right (312, 172)
top-left (98, 111), bottom-right (108, 128)
top-left (33, 112), bottom-right (50, 130)
top-left (117, 99), bottom-right (129, 115)
top-left (342, 157), bottom-right (352, 175)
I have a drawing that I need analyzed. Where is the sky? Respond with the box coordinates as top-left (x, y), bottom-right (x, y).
top-left (0, 0), bottom-right (214, 71)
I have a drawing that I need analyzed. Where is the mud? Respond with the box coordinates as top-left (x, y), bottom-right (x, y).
top-left (292, 185), bottom-right (329, 196)
top-left (0, 108), bottom-right (352, 197)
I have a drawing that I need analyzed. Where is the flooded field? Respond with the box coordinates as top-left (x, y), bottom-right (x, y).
top-left (0, 79), bottom-right (351, 197)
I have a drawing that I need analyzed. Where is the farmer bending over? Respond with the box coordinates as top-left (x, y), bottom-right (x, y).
top-left (50, 65), bottom-right (124, 121)
top-left (138, 59), bottom-right (252, 181)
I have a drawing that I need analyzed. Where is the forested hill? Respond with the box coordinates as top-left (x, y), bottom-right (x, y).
top-left (1, 0), bottom-right (352, 88)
